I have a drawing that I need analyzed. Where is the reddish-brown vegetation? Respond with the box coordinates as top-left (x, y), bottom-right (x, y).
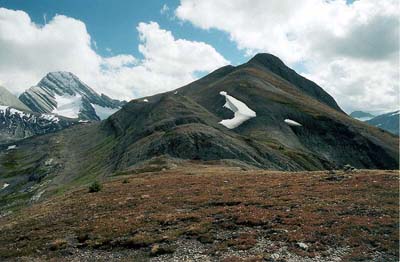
top-left (0, 164), bottom-right (398, 261)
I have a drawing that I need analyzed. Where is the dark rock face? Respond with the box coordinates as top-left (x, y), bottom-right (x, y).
top-left (367, 111), bottom-right (399, 135)
top-left (0, 107), bottom-right (76, 144)
top-left (19, 72), bottom-right (125, 121)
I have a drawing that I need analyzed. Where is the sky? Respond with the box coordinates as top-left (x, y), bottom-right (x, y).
top-left (0, 0), bottom-right (398, 113)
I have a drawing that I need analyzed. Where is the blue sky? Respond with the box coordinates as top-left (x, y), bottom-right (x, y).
top-left (0, 0), bottom-right (397, 113)
top-left (0, 0), bottom-right (246, 65)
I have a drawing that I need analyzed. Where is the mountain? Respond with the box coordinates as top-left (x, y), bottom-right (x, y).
top-left (0, 106), bottom-right (77, 144)
top-left (0, 86), bottom-right (30, 111)
top-left (19, 72), bottom-right (125, 121)
top-left (101, 53), bottom-right (397, 172)
top-left (0, 53), bottom-right (398, 211)
top-left (367, 110), bottom-right (399, 135)
top-left (350, 110), bottom-right (375, 121)
top-left (0, 86), bottom-right (78, 144)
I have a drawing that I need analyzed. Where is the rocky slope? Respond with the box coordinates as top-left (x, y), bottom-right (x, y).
top-left (366, 110), bottom-right (399, 135)
top-left (0, 106), bottom-right (78, 144)
top-left (0, 86), bottom-right (78, 144)
top-left (19, 72), bottom-right (125, 121)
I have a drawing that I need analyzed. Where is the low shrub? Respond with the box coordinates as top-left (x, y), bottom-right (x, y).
top-left (88, 181), bottom-right (102, 193)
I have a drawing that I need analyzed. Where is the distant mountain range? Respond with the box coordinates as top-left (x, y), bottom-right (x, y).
top-left (349, 111), bottom-right (375, 121)
top-left (366, 110), bottom-right (399, 135)
top-left (350, 110), bottom-right (399, 135)
top-left (0, 72), bottom-right (125, 143)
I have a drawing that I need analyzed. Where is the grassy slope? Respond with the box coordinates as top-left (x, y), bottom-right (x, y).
top-left (0, 164), bottom-right (398, 261)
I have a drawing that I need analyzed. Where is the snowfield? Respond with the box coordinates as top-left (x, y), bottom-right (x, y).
top-left (52, 94), bottom-right (82, 119)
top-left (41, 114), bottom-right (60, 123)
top-left (284, 119), bottom-right (302, 127)
top-left (219, 91), bottom-right (256, 129)
top-left (91, 104), bottom-right (119, 120)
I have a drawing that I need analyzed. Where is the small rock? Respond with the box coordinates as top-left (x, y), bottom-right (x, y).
top-left (45, 158), bottom-right (54, 166)
top-left (150, 244), bottom-right (160, 255)
top-left (150, 244), bottom-right (176, 256)
top-left (297, 242), bottom-right (309, 250)
top-left (141, 194), bottom-right (150, 199)
top-left (343, 164), bottom-right (356, 173)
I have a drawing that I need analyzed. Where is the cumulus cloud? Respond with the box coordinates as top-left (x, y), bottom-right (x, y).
top-left (0, 8), bottom-right (228, 100)
top-left (176, 0), bottom-right (400, 113)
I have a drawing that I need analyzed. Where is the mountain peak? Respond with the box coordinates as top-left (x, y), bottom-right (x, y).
top-left (19, 72), bottom-right (125, 120)
top-left (248, 53), bottom-right (286, 69)
top-left (44, 71), bottom-right (78, 82)
top-left (245, 53), bottom-right (343, 112)
top-left (38, 71), bottom-right (89, 95)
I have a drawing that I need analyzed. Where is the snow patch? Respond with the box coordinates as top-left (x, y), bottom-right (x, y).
top-left (52, 94), bottom-right (82, 118)
top-left (219, 91), bottom-right (256, 129)
top-left (1, 183), bottom-right (9, 190)
top-left (143, 99), bottom-right (149, 102)
top-left (355, 116), bottom-right (373, 121)
top-left (7, 145), bottom-right (16, 150)
top-left (41, 114), bottom-right (59, 123)
top-left (284, 119), bottom-right (302, 127)
top-left (390, 110), bottom-right (400, 116)
top-left (91, 104), bottom-right (119, 120)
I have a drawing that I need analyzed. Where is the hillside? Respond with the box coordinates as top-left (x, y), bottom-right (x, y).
top-left (0, 164), bottom-right (398, 261)
top-left (104, 53), bottom-right (398, 171)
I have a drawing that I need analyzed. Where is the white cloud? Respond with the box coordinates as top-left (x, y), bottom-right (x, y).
top-left (0, 8), bottom-right (228, 101)
top-left (176, 0), bottom-right (400, 113)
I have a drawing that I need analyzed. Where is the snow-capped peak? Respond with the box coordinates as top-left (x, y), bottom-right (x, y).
top-left (19, 71), bottom-right (125, 121)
